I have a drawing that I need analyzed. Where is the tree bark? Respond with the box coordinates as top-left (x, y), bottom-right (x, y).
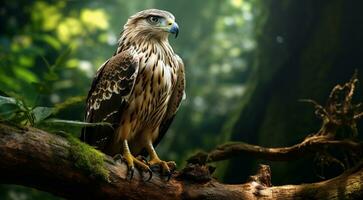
top-left (225, 0), bottom-right (363, 183)
top-left (0, 123), bottom-right (362, 200)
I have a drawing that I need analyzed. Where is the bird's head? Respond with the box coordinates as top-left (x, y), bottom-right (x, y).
top-left (123, 9), bottom-right (179, 41)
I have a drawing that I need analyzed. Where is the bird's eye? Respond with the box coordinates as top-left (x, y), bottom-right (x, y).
top-left (148, 16), bottom-right (160, 24)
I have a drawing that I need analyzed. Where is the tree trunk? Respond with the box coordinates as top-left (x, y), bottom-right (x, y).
top-left (225, 0), bottom-right (363, 184)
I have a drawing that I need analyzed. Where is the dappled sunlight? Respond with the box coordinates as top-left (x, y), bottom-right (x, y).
top-left (32, 1), bottom-right (64, 31)
top-left (57, 18), bottom-right (83, 43)
top-left (80, 9), bottom-right (109, 31)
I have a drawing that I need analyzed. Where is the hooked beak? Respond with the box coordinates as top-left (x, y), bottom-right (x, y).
top-left (168, 22), bottom-right (179, 38)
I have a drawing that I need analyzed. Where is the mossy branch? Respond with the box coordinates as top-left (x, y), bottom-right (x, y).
top-left (0, 122), bottom-right (363, 200)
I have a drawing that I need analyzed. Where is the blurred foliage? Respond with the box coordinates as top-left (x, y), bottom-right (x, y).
top-left (0, 0), bottom-right (256, 199)
top-left (1, 0), bottom-right (360, 199)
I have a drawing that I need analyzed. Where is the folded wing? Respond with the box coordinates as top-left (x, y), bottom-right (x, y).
top-left (81, 51), bottom-right (139, 150)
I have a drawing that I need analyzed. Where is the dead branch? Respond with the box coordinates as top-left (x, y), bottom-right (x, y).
top-left (0, 123), bottom-right (362, 200)
top-left (190, 73), bottom-right (363, 166)
top-left (188, 135), bottom-right (363, 164)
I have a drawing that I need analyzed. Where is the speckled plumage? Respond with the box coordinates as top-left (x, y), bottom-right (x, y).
top-left (81, 9), bottom-right (185, 158)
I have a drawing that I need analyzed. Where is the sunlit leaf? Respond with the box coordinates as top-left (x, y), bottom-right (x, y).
top-left (57, 18), bottom-right (83, 43)
top-left (41, 35), bottom-right (62, 50)
top-left (0, 95), bottom-right (17, 107)
top-left (66, 58), bottom-right (79, 68)
top-left (230, 0), bottom-right (243, 8)
top-left (32, 1), bottom-right (64, 31)
top-left (81, 9), bottom-right (109, 30)
top-left (13, 67), bottom-right (39, 83)
top-left (19, 56), bottom-right (34, 67)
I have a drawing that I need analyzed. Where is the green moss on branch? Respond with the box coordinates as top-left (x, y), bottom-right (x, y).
top-left (67, 136), bottom-right (109, 181)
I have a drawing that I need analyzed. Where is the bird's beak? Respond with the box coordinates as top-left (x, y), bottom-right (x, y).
top-left (168, 22), bottom-right (179, 38)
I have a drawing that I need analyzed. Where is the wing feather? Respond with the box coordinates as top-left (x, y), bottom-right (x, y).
top-left (81, 51), bottom-right (138, 150)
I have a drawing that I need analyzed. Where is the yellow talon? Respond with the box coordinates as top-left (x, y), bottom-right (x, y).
top-left (146, 142), bottom-right (176, 178)
top-left (149, 158), bottom-right (176, 175)
top-left (123, 150), bottom-right (134, 169)
top-left (118, 140), bottom-right (153, 181)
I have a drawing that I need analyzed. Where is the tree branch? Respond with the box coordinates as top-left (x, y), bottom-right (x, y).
top-left (189, 73), bottom-right (363, 165)
top-left (188, 135), bottom-right (363, 163)
top-left (0, 123), bottom-right (362, 200)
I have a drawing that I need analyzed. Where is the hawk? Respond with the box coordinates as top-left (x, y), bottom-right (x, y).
top-left (81, 9), bottom-right (185, 179)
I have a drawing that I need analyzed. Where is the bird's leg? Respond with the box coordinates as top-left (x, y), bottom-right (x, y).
top-left (146, 142), bottom-right (176, 178)
top-left (120, 140), bottom-right (152, 180)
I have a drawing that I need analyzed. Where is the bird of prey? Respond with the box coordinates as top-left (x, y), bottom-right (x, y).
top-left (81, 9), bottom-right (185, 179)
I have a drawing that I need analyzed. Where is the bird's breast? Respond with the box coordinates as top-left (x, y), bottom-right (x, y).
top-left (128, 52), bottom-right (177, 131)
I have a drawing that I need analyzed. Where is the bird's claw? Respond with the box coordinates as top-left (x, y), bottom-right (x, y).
top-left (113, 154), bottom-right (135, 180)
top-left (127, 166), bottom-right (135, 181)
top-left (144, 167), bottom-right (153, 182)
top-left (165, 170), bottom-right (172, 181)
top-left (113, 154), bottom-right (174, 181)
top-left (114, 153), bottom-right (154, 181)
top-left (149, 160), bottom-right (176, 181)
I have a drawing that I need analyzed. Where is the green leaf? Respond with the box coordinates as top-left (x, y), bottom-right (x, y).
top-left (13, 67), bottom-right (39, 83)
top-left (54, 46), bottom-right (72, 69)
top-left (44, 70), bottom-right (59, 81)
top-left (44, 118), bottom-right (112, 128)
top-left (31, 107), bottom-right (54, 123)
top-left (2, 93), bottom-right (27, 111)
top-left (42, 34), bottom-right (62, 50)
top-left (0, 104), bottom-right (20, 121)
top-left (0, 95), bottom-right (17, 107)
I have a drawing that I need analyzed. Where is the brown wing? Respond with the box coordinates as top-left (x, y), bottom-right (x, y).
top-left (81, 51), bottom-right (138, 150)
top-left (153, 55), bottom-right (185, 148)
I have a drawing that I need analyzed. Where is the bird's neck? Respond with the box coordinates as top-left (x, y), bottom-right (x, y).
top-left (116, 31), bottom-right (172, 56)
